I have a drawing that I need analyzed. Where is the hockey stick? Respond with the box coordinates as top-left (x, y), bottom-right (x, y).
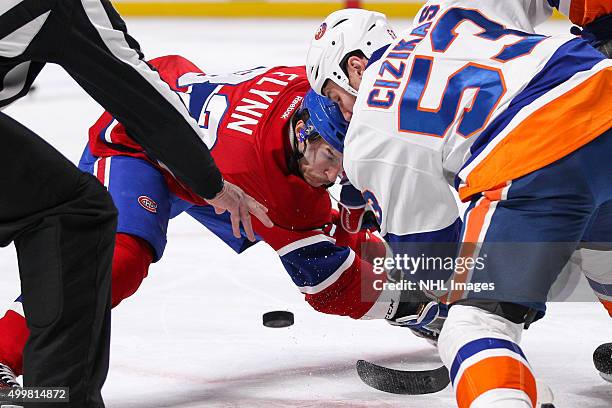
top-left (356, 359), bottom-right (450, 394)
top-left (357, 359), bottom-right (557, 408)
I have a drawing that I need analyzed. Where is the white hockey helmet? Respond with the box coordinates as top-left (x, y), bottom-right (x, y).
top-left (306, 8), bottom-right (396, 96)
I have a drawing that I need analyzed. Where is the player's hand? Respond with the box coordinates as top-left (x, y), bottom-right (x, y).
top-left (208, 180), bottom-right (273, 241)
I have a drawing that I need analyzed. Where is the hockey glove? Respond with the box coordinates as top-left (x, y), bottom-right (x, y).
top-left (385, 273), bottom-right (448, 340)
top-left (324, 208), bottom-right (387, 264)
top-left (389, 300), bottom-right (448, 337)
top-left (338, 182), bottom-right (379, 233)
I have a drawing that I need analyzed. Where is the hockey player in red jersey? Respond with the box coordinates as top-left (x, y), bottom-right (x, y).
top-left (0, 55), bottom-right (414, 384)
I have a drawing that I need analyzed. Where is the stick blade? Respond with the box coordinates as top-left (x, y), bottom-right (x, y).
top-left (356, 359), bottom-right (450, 395)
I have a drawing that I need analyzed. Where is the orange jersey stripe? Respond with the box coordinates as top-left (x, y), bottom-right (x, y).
top-left (445, 189), bottom-right (499, 304)
top-left (483, 184), bottom-right (507, 202)
top-left (446, 201), bottom-right (488, 303)
top-left (459, 67), bottom-right (612, 202)
top-left (464, 198), bottom-right (491, 244)
top-left (455, 355), bottom-right (537, 408)
top-left (569, 0), bottom-right (612, 25)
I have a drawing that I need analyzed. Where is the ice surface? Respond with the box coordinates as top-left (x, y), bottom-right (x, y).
top-left (1, 17), bottom-right (610, 408)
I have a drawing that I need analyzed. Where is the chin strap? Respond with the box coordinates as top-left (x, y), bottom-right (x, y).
top-left (288, 125), bottom-right (337, 189)
top-left (288, 125), bottom-right (306, 176)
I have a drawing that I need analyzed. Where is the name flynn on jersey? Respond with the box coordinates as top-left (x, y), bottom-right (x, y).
top-left (227, 71), bottom-right (300, 135)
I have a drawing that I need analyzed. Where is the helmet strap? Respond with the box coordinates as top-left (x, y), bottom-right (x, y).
top-left (288, 122), bottom-right (307, 176)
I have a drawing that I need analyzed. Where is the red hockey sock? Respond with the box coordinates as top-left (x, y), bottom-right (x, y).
top-left (0, 233), bottom-right (154, 375)
top-left (0, 307), bottom-right (29, 376)
top-left (111, 233), bottom-right (154, 307)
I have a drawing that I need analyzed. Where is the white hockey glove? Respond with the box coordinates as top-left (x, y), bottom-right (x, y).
top-left (388, 300), bottom-right (448, 342)
top-left (385, 269), bottom-right (448, 341)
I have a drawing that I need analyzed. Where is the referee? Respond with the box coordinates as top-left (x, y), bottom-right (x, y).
top-left (0, 0), bottom-right (272, 407)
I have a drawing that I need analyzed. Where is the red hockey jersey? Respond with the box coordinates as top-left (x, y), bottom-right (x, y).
top-left (88, 55), bottom-right (397, 320)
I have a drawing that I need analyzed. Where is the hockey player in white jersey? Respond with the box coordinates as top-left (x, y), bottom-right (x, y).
top-left (307, 1), bottom-right (612, 407)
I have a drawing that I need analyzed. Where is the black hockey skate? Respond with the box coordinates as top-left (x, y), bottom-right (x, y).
top-left (0, 363), bottom-right (19, 389)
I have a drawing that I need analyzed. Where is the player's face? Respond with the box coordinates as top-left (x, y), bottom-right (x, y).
top-left (323, 81), bottom-right (356, 122)
top-left (322, 55), bottom-right (366, 121)
top-left (299, 137), bottom-right (344, 188)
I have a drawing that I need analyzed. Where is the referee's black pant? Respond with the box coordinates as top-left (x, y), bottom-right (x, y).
top-left (0, 0), bottom-right (234, 406)
top-left (1, 0), bottom-right (232, 403)
top-left (0, 113), bottom-right (117, 408)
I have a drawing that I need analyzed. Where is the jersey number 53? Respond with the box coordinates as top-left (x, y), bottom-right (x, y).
top-left (399, 7), bottom-right (546, 139)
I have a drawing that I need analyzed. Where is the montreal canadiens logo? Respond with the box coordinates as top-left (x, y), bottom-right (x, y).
top-left (138, 195), bottom-right (158, 213)
top-left (315, 22), bottom-right (327, 40)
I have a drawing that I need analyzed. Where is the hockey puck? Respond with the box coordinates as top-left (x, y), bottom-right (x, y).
top-left (263, 311), bottom-right (294, 328)
top-left (594, 343), bottom-right (612, 377)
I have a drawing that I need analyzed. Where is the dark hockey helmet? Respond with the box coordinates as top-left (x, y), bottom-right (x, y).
top-left (298, 89), bottom-right (349, 153)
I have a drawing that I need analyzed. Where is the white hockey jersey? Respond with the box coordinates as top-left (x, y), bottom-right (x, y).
top-left (344, 0), bottom-right (612, 239)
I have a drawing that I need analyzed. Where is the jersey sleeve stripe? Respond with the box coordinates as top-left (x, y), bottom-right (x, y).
top-left (303, 252), bottom-right (392, 319)
top-left (280, 240), bottom-right (354, 288)
top-left (276, 234), bottom-right (334, 257)
top-left (298, 249), bottom-right (356, 295)
top-left (458, 39), bottom-right (607, 190)
top-left (459, 63), bottom-right (611, 200)
top-left (102, 119), bottom-right (118, 143)
top-left (458, 42), bottom-right (612, 200)
top-left (458, 38), bottom-right (606, 189)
